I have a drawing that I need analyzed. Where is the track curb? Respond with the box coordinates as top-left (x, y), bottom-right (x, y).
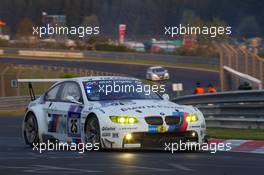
top-left (209, 138), bottom-right (264, 154)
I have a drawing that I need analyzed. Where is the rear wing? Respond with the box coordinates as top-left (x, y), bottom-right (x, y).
top-left (12, 79), bottom-right (65, 101)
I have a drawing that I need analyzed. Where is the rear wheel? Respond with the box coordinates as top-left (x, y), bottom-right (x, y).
top-left (85, 116), bottom-right (101, 149)
top-left (23, 113), bottom-right (39, 147)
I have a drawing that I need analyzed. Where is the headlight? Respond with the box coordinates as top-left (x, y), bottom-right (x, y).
top-left (186, 114), bottom-right (199, 122)
top-left (110, 116), bottom-right (138, 124)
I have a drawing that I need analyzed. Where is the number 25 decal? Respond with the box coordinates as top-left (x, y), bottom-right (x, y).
top-left (70, 119), bottom-right (78, 134)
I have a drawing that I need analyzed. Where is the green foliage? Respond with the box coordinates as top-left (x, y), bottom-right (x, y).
top-left (60, 73), bottom-right (79, 78)
top-left (208, 128), bottom-right (264, 140)
top-left (237, 15), bottom-right (260, 37)
top-left (0, 39), bottom-right (9, 46)
top-left (173, 44), bottom-right (218, 57)
top-left (82, 15), bottom-right (99, 27)
top-left (16, 18), bottom-right (35, 37)
top-left (86, 36), bottom-right (109, 45)
top-left (184, 16), bottom-right (230, 44)
top-left (209, 17), bottom-right (230, 42)
top-left (94, 43), bottom-right (131, 52)
top-left (0, 0), bottom-right (263, 37)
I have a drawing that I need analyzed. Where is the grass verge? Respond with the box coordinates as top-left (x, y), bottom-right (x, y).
top-left (207, 127), bottom-right (264, 140)
top-left (0, 109), bottom-right (25, 116)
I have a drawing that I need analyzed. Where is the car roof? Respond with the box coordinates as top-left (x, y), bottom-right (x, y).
top-left (59, 76), bottom-right (139, 83)
top-left (149, 66), bottom-right (164, 69)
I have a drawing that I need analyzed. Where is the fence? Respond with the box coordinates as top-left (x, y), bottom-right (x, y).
top-left (214, 43), bottom-right (264, 91)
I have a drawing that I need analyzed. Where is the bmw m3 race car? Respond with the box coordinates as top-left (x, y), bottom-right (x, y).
top-left (21, 76), bottom-right (206, 150)
top-left (146, 66), bottom-right (170, 81)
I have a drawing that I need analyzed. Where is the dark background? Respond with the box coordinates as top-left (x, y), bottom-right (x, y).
top-left (0, 0), bottom-right (263, 38)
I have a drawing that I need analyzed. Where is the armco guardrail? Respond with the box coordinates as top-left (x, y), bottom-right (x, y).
top-left (0, 96), bottom-right (31, 111)
top-left (1, 91), bottom-right (263, 129)
top-left (172, 90), bottom-right (264, 129)
top-left (18, 50), bottom-right (84, 58)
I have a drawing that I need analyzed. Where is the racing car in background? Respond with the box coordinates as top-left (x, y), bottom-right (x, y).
top-left (146, 66), bottom-right (170, 81)
top-left (21, 76), bottom-right (206, 149)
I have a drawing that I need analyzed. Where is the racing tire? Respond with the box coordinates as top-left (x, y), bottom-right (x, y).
top-left (23, 113), bottom-right (40, 147)
top-left (84, 115), bottom-right (101, 150)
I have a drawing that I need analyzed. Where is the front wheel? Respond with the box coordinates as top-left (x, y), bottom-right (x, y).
top-left (84, 116), bottom-right (101, 150)
top-left (23, 113), bottom-right (39, 147)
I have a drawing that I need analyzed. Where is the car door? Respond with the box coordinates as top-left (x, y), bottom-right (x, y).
top-left (55, 81), bottom-right (84, 143)
top-left (43, 83), bottom-right (67, 140)
top-left (146, 68), bottom-right (152, 79)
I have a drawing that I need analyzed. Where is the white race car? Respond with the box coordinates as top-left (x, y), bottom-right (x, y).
top-left (146, 66), bottom-right (170, 81)
top-left (21, 76), bottom-right (206, 150)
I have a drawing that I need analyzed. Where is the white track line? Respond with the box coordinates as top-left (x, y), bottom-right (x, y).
top-left (169, 163), bottom-right (194, 171)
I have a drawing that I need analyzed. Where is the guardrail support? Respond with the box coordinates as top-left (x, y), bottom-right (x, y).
top-left (0, 66), bottom-right (10, 97)
top-left (213, 43), bottom-right (225, 91)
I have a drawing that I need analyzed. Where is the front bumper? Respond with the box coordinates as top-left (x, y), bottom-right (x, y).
top-left (151, 74), bottom-right (169, 80)
top-left (122, 131), bottom-right (198, 149)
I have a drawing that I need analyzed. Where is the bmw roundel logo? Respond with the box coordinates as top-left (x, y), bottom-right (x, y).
top-left (160, 112), bottom-right (165, 116)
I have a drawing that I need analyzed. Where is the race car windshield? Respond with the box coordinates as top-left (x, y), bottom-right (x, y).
top-left (83, 80), bottom-right (162, 101)
top-left (153, 68), bottom-right (165, 73)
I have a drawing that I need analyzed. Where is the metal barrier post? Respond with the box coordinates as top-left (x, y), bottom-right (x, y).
top-left (0, 66), bottom-right (10, 97)
top-left (213, 43), bottom-right (225, 91)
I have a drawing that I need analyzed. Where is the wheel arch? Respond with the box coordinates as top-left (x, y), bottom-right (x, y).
top-left (23, 108), bottom-right (47, 143)
top-left (84, 112), bottom-right (98, 132)
top-left (83, 112), bottom-right (103, 148)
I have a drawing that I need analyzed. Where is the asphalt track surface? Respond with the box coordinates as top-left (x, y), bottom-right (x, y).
top-left (0, 116), bottom-right (264, 175)
top-left (0, 57), bottom-right (219, 95)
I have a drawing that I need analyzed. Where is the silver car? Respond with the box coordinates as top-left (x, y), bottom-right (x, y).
top-left (146, 66), bottom-right (170, 81)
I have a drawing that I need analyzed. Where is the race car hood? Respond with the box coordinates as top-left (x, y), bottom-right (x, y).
top-left (92, 99), bottom-right (196, 117)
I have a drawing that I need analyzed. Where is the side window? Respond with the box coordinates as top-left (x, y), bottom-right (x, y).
top-left (45, 84), bottom-right (61, 101)
top-left (60, 82), bottom-right (82, 102)
top-left (147, 68), bottom-right (151, 73)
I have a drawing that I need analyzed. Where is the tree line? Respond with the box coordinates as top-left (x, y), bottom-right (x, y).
top-left (0, 0), bottom-right (263, 38)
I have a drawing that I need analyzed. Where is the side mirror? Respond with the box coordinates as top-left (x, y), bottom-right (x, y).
top-left (162, 94), bottom-right (170, 101)
top-left (66, 96), bottom-right (82, 105)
